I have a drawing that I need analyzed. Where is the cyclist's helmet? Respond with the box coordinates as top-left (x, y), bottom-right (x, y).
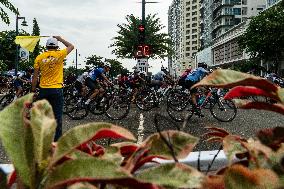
top-left (134, 69), bottom-right (140, 74)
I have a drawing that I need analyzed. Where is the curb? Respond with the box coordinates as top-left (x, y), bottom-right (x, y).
top-left (0, 150), bottom-right (228, 174)
top-left (143, 150), bottom-right (227, 172)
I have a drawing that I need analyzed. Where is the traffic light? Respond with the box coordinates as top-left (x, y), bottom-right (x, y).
top-left (138, 24), bottom-right (145, 44)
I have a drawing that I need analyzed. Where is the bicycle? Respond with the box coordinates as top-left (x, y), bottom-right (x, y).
top-left (167, 87), bottom-right (237, 122)
top-left (65, 86), bottom-right (110, 120)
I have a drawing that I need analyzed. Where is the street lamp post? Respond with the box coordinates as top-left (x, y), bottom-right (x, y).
top-left (15, 12), bottom-right (28, 76)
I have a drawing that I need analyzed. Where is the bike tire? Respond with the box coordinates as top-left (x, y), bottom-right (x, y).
top-left (89, 95), bottom-right (109, 115)
top-left (66, 96), bottom-right (88, 120)
top-left (105, 95), bottom-right (131, 120)
top-left (0, 94), bottom-right (14, 110)
top-left (210, 98), bottom-right (237, 122)
top-left (136, 89), bottom-right (156, 111)
top-left (167, 102), bottom-right (194, 122)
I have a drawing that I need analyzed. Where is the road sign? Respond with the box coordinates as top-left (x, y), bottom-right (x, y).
top-left (19, 48), bottom-right (29, 61)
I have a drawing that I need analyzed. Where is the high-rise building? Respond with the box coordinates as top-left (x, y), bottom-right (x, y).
top-left (168, 0), bottom-right (201, 76)
top-left (212, 0), bottom-right (266, 39)
top-left (200, 0), bottom-right (214, 49)
top-left (168, 0), bottom-right (182, 77)
top-left (267, 0), bottom-right (280, 7)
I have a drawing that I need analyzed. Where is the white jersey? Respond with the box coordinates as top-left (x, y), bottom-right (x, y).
top-left (77, 72), bottom-right (88, 83)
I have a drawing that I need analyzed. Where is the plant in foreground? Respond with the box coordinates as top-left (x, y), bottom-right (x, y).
top-left (0, 69), bottom-right (282, 189)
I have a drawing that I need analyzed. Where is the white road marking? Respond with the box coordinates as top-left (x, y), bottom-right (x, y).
top-left (137, 113), bottom-right (145, 144)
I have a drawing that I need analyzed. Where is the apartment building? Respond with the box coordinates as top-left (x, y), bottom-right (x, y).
top-left (200, 0), bottom-right (214, 49)
top-left (212, 0), bottom-right (266, 39)
top-left (267, 0), bottom-right (281, 7)
top-left (168, 0), bottom-right (201, 76)
top-left (168, 0), bottom-right (182, 77)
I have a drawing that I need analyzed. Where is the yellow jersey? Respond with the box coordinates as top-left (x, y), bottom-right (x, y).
top-left (34, 49), bottom-right (67, 88)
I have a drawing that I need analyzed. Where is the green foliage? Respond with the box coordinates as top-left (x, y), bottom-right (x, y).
top-left (85, 54), bottom-right (104, 70)
top-left (238, 1), bottom-right (284, 71)
top-left (110, 14), bottom-right (173, 59)
top-left (64, 66), bottom-right (84, 77)
top-left (105, 58), bottom-right (124, 78)
top-left (0, 59), bottom-right (7, 73)
top-left (0, 0), bottom-right (18, 25)
top-left (29, 18), bottom-right (41, 65)
top-left (0, 30), bottom-right (29, 70)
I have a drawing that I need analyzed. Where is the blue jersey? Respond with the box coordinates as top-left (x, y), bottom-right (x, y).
top-left (89, 68), bottom-right (104, 81)
top-left (185, 68), bottom-right (208, 82)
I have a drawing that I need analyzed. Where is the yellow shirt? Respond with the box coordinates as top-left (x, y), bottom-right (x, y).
top-left (34, 49), bottom-right (67, 88)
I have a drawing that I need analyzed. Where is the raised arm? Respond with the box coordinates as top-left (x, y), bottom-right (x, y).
top-left (53, 36), bottom-right (74, 54)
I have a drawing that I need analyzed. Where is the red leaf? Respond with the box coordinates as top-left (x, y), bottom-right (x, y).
top-left (257, 127), bottom-right (284, 150)
top-left (224, 86), bottom-right (280, 101)
top-left (203, 131), bottom-right (229, 139)
top-left (7, 170), bottom-right (17, 188)
top-left (120, 145), bottom-right (139, 157)
top-left (236, 100), bottom-right (284, 115)
top-left (205, 127), bottom-right (230, 135)
top-left (132, 155), bottom-right (166, 173)
top-left (92, 128), bottom-right (136, 141)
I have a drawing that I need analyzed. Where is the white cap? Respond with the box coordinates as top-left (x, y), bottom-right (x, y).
top-left (46, 37), bottom-right (58, 47)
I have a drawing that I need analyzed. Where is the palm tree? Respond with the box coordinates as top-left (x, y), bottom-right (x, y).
top-left (0, 0), bottom-right (18, 24)
top-left (110, 14), bottom-right (173, 60)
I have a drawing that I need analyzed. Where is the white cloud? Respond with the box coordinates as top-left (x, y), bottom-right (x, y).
top-left (0, 0), bottom-right (172, 73)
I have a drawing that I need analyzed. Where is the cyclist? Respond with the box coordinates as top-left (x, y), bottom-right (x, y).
top-left (129, 69), bottom-right (145, 102)
top-left (13, 67), bottom-right (33, 100)
top-left (151, 67), bottom-right (173, 90)
top-left (184, 63), bottom-right (209, 117)
top-left (85, 63), bottom-right (112, 105)
top-left (74, 72), bottom-right (88, 96)
top-left (178, 67), bottom-right (192, 87)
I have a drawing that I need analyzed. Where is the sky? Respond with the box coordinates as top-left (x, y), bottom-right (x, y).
top-left (0, 0), bottom-right (173, 73)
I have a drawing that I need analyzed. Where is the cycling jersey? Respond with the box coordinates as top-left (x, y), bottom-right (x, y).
top-left (185, 68), bottom-right (208, 82)
top-left (77, 72), bottom-right (88, 84)
top-left (89, 67), bottom-right (104, 81)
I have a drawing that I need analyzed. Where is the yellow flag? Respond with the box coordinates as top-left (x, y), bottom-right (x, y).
top-left (15, 36), bottom-right (41, 52)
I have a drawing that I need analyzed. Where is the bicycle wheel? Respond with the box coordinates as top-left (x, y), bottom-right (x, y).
top-left (167, 102), bottom-right (194, 122)
top-left (0, 94), bottom-right (14, 110)
top-left (210, 98), bottom-right (237, 122)
top-left (89, 95), bottom-right (109, 115)
top-left (105, 94), bottom-right (130, 120)
top-left (167, 90), bottom-right (190, 110)
top-left (66, 96), bottom-right (88, 120)
top-left (136, 89), bottom-right (156, 111)
top-left (63, 92), bottom-right (75, 114)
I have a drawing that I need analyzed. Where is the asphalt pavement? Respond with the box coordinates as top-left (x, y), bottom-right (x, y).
top-left (0, 104), bottom-right (283, 163)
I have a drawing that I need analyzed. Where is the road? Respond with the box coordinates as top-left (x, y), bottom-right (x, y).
top-left (0, 105), bottom-right (283, 163)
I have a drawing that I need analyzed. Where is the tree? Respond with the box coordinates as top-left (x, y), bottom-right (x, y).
top-left (85, 55), bottom-right (104, 70)
top-left (30, 18), bottom-right (41, 63)
top-left (0, 0), bottom-right (18, 24)
top-left (238, 0), bottom-right (284, 73)
top-left (105, 58), bottom-right (124, 78)
top-left (0, 30), bottom-right (30, 70)
top-left (110, 14), bottom-right (173, 59)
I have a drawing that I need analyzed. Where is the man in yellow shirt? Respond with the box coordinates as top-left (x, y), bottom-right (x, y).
top-left (31, 36), bottom-right (74, 141)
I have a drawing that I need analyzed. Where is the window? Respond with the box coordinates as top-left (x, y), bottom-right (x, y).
top-left (192, 5), bottom-right (197, 10)
top-left (186, 1), bottom-right (190, 5)
top-left (186, 7), bottom-right (190, 11)
top-left (192, 0), bottom-right (197, 4)
top-left (186, 42), bottom-right (190, 45)
top-left (192, 47), bottom-right (197, 50)
top-left (192, 29), bottom-right (197, 33)
top-left (186, 47), bottom-right (190, 51)
top-left (192, 35), bottom-right (197, 39)
top-left (186, 53), bottom-right (191, 57)
top-left (192, 11), bottom-right (197, 16)
top-left (186, 36), bottom-right (190, 40)
top-left (186, 13), bottom-right (190, 17)
top-left (192, 17), bottom-right (197, 21)
top-left (186, 19), bottom-right (190, 22)
top-left (192, 40), bottom-right (197, 44)
top-left (192, 23), bottom-right (197, 27)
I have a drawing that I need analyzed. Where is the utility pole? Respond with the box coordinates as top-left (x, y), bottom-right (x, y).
top-left (75, 49), bottom-right (78, 75)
